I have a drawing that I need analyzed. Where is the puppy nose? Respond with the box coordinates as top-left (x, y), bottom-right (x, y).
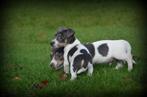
top-left (50, 41), bottom-right (55, 46)
top-left (50, 63), bottom-right (55, 68)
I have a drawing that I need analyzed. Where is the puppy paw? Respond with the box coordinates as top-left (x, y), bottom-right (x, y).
top-left (70, 77), bottom-right (76, 81)
top-left (128, 68), bottom-right (132, 72)
top-left (87, 73), bottom-right (92, 77)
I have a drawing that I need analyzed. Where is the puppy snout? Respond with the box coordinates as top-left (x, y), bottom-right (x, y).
top-left (50, 63), bottom-right (55, 68)
top-left (50, 41), bottom-right (55, 46)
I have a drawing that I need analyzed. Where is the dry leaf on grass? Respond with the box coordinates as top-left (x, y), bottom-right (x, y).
top-left (13, 76), bottom-right (21, 80)
top-left (41, 80), bottom-right (48, 85)
top-left (32, 80), bottom-right (48, 89)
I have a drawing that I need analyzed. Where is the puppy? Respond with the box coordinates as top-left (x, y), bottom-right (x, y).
top-left (91, 40), bottom-right (135, 71)
top-left (51, 28), bottom-right (93, 80)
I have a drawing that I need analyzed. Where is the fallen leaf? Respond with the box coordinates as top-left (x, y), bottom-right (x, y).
top-left (38, 83), bottom-right (45, 89)
top-left (32, 80), bottom-right (49, 89)
top-left (41, 80), bottom-right (48, 85)
top-left (13, 76), bottom-right (21, 80)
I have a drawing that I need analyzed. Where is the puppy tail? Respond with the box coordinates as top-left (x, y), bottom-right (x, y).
top-left (132, 55), bottom-right (136, 64)
top-left (132, 59), bottom-right (136, 64)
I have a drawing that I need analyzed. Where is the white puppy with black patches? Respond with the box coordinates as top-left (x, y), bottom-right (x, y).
top-left (91, 40), bottom-right (135, 71)
top-left (51, 28), bottom-right (93, 80)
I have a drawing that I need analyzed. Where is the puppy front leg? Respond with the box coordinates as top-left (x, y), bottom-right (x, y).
top-left (64, 62), bottom-right (69, 74)
top-left (87, 63), bottom-right (93, 76)
top-left (63, 53), bottom-right (69, 74)
top-left (70, 64), bottom-right (77, 81)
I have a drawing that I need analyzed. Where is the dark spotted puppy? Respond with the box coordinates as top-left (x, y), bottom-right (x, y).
top-left (84, 40), bottom-right (135, 71)
top-left (49, 44), bottom-right (94, 71)
top-left (49, 44), bottom-right (94, 72)
top-left (50, 45), bottom-right (93, 72)
top-left (91, 40), bottom-right (136, 71)
top-left (51, 28), bottom-right (93, 80)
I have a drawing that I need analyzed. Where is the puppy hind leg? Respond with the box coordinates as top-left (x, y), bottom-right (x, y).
top-left (132, 59), bottom-right (136, 64)
top-left (126, 58), bottom-right (133, 71)
top-left (87, 63), bottom-right (93, 76)
top-left (115, 61), bottom-right (123, 70)
top-left (125, 54), bottom-right (133, 71)
top-left (125, 47), bottom-right (133, 71)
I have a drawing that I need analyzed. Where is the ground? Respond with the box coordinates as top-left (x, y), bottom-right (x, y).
top-left (0, 0), bottom-right (146, 97)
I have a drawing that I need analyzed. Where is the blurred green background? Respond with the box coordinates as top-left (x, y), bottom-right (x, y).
top-left (0, 0), bottom-right (145, 97)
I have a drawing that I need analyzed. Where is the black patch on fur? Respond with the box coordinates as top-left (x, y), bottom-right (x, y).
top-left (67, 45), bottom-right (78, 64)
top-left (68, 46), bottom-right (78, 57)
top-left (80, 49), bottom-right (92, 64)
top-left (67, 35), bottom-right (75, 44)
top-left (80, 49), bottom-right (88, 54)
top-left (84, 44), bottom-right (95, 58)
top-left (98, 43), bottom-right (109, 56)
top-left (73, 53), bottom-right (92, 72)
top-left (56, 47), bottom-right (64, 53)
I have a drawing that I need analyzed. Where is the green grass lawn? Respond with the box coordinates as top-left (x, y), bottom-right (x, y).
top-left (0, 0), bottom-right (145, 97)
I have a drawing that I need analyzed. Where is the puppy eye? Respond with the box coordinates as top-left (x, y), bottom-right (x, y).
top-left (57, 36), bottom-right (63, 41)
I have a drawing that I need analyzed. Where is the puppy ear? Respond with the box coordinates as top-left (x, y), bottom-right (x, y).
top-left (66, 28), bottom-right (75, 38)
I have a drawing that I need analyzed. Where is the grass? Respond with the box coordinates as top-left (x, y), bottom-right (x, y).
top-left (0, 0), bottom-right (145, 97)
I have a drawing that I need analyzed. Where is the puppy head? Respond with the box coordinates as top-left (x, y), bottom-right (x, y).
top-left (50, 47), bottom-right (64, 70)
top-left (51, 27), bottom-right (75, 48)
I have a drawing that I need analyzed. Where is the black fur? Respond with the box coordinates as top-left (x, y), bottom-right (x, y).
top-left (97, 43), bottom-right (109, 56)
top-left (67, 46), bottom-right (92, 72)
top-left (84, 44), bottom-right (95, 58)
top-left (73, 52), bottom-right (92, 72)
top-left (68, 45), bottom-right (78, 57)
top-left (67, 45), bottom-right (78, 64)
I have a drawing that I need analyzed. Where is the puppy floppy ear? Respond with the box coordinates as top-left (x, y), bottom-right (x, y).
top-left (66, 28), bottom-right (75, 38)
